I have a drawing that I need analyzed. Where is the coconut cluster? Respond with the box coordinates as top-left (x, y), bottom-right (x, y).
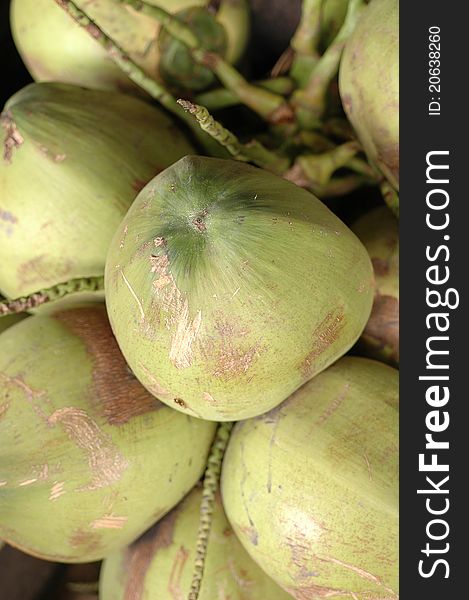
top-left (1, 1), bottom-right (399, 598)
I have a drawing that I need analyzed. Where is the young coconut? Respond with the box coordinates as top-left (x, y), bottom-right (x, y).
top-left (352, 206), bottom-right (399, 365)
top-left (0, 305), bottom-right (216, 562)
top-left (10, 0), bottom-right (249, 94)
top-left (0, 82), bottom-right (194, 305)
top-left (221, 356), bottom-right (398, 599)
top-left (105, 156), bottom-right (374, 421)
top-left (100, 486), bottom-right (292, 600)
top-left (339, 0), bottom-right (399, 190)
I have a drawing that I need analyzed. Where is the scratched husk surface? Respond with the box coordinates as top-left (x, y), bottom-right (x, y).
top-left (0, 81), bottom-right (194, 303)
top-left (100, 486), bottom-right (292, 600)
top-left (221, 356), bottom-right (399, 599)
top-left (105, 156), bottom-right (374, 422)
top-left (0, 305), bottom-right (216, 562)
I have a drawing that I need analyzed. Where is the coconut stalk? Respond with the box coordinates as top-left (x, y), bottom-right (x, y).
top-left (177, 100), bottom-right (290, 173)
top-left (52, 0), bottom-right (222, 156)
top-left (289, 0), bottom-right (324, 86)
top-left (116, 0), bottom-right (295, 125)
top-left (194, 76), bottom-right (295, 111)
top-left (292, 0), bottom-right (366, 128)
top-left (188, 421), bottom-right (233, 600)
top-left (0, 276), bottom-right (104, 316)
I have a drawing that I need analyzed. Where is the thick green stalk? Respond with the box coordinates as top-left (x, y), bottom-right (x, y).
top-left (195, 77), bottom-right (295, 111)
top-left (381, 181), bottom-right (400, 218)
top-left (178, 100), bottom-right (290, 173)
top-left (293, 0), bottom-right (366, 127)
top-left (188, 422), bottom-right (234, 600)
top-left (0, 276), bottom-right (104, 316)
top-left (296, 141), bottom-right (360, 187)
top-left (290, 0), bottom-right (325, 86)
top-left (118, 0), bottom-right (294, 123)
top-left (52, 1), bottom-right (223, 156)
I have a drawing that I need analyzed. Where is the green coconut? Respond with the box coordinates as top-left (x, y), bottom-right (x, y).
top-left (100, 486), bottom-right (292, 600)
top-left (10, 0), bottom-right (250, 93)
top-left (0, 305), bottom-right (216, 562)
top-left (339, 0), bottom-right (399, 190)
top-left (352, 206), bottom-right (399, 365)
top-left (221, 356), bottom-right (398, 599)
top-left (158, 6), bottom-right (228, 92)
top-left (105, 155), bottom-right (374, 421)
top-left (0, 82), bottom-right (193, 304)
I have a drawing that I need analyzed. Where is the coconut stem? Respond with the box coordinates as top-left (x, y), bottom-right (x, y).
top-left (0, 276), bottom-right (104, 316)
top-left (178, 100), bottom-right (290, 173)
top-left (290, 0), bottom-right (325, 86)
top-left (381, 181), bottom-right (400, 218)
top-left (188, 421), bottom-right (233, 600)
top-left (52, 1), bottom-right (223, 157)
top-left (117, 0), bottom-right (294, 124)
top-left (292, 0), bottom-right (365, 127)
top-left (194, 77), bottom-right (295, 111)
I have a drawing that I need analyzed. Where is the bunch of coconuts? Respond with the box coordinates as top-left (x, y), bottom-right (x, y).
top-left (0, 0), bottom-right (398, 598)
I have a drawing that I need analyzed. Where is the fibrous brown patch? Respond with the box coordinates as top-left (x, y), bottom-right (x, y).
top-left (300, 309), bottom-right (345, 379)
top-left (202, 317), bottom-right (263, 381)
top-left (1, 112), bottom-right (24, 163)
top-left (16, 255), bottom-right (73, 289)
top-left (149, 252), bottom-right (201, 369)
top-left (48, 406), bottom-right (129, 491)
top-left (123, 509), bottom-right (178, 600)
top-left (69, 528), bottom-right (103, 556)
top-left (55, 306), bottom-right (163, 425)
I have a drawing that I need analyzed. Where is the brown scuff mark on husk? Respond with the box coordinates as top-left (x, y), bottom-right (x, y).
top-left (0, 401), bottom-right (10, 421)
top-left (169, 305), bottom-right (202, 369)
top-left (36, 143), bottom-right (66, 163)
top-left (49, 481), bottom-right (66, 501)
top-left (91, 514), bottom-right (128, 529)
top-left (122, 509), bottom-right (179, 600)
top-left (362, 295), bottom-right (399, 362)
top-left (47, 406), bottom-right (129, 491)
top-left (318, 556), bottom-right (382, 586)
top-left (55, 307), bottom-right (163, 425)
top-left (300, 309), bottom-right (345, 379)
top-left (168, 546), bottom-right (190, 599)
top-left (1, 112), bottom-right (24, 163)
top-left (69, 528), bottom-right (103, 555)
top-left (315, 384), bottom-right (350, 427)
top-left (17, 255), bottom-right (73, 289)
top-left (149, 250), bottom-right (202, 370)
top-left (0, 372), bottom-right (51, 422)
top-left (202, 317), bottom-right (263, 381)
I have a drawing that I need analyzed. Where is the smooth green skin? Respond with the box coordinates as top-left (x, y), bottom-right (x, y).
top-left (10, 0), bottom-right (249, 93)
top-left (0, 312), bottom-right (27, 334)
top-left (221, 356), bottom-right (398, 599)
top-left (0, 82), bottom-right (194, 300)
top-left (339, 0), bottom-right (399, 190)
top-left (105, 156), bottom-right (374, 421)
top-left (352, 206), bottom-right (399, 365)
top-left (0, 305), bottom-right (216, 563)
top-left (100, 486), bottom-right (292, 600)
